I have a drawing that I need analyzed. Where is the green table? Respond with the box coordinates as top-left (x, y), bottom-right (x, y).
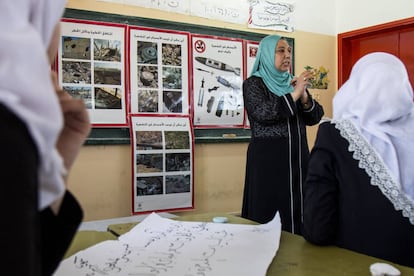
top-left (68, 213), bottom-right (414, 275)
top-left (64, 230), bottom-right (117, 259)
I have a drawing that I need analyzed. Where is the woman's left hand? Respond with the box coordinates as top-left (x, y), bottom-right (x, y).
top-left (51, 71), bottom-right (91, 172)
top-left (290, 71), bottom-right (312, 101)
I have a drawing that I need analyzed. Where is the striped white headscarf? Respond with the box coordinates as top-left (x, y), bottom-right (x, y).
top-left (0, 0), bottom-right (67, 210)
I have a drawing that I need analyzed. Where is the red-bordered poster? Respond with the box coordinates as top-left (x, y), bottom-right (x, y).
top-left (245, 40), bottom-right (260, 80)
top-left (191, 34), bottom-right (245, 128)
top-left (243, 40), bottom-right (260, 129)
top-left (130, 114), bottom-right (194, 214)
top-left (128, 26), bottom-right (191, 116)
top-left (58, 19), bottom-right (128, 127)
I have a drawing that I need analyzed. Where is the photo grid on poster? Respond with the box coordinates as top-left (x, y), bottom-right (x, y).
top-left (129, 27), bottom-right (190, 116)
top-left (58, 19), bottom-right (127, 126)
top-left (130, 115), bottom-right (194, 214)
top-left (191, 35), bottom-right (245, 128)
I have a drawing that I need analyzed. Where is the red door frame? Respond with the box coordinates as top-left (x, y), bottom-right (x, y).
top-left (338, 17), bottom-right (414, 88)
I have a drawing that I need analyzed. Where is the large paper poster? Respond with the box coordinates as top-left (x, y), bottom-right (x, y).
top-left (58, 19), bottom-right (127, 126)
top-left (191, 35), bottom-right (245, 128)
top-left (130, 115), bottom-right (194, 213)
top-left (129, 27), bottom-right (190, 116)
top-left (54, 212), bottom-right (282, 276)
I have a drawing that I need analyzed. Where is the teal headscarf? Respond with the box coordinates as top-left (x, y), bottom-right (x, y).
top-left (251, 35), bottom-right (294, 96)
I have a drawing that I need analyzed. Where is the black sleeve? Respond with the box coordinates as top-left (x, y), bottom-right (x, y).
top-left (41, 191), bottom-right (83, 275)
top-left (243, 76), bottom-right (299, 124)
top-left (301, 91), bottom-right (325, 126)
top-left (302, 122), bottom-right (339, 245)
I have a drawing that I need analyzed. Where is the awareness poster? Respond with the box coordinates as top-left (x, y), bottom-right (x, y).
top-left (245, 40), bottom-right (259, 78)
top-left (129, 27), bottom-right (190, 115)
top-left (130, 115), bottom-right (194, 214)
top-left (191, 34), bottom-right (245, 127)
top-left (58, 19), bottom-right (128, 126)
top-left (244, 40), bottom-right (259, 128)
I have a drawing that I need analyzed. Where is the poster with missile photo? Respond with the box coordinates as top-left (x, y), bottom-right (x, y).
top-left (191, 34), bottom-right (244, 128)
top-left (130, 115), bottom-right (194, 214)
top-left (129, 26), bottom-right (190, 116)
top-left (58, 19), bottom-right (127, 126)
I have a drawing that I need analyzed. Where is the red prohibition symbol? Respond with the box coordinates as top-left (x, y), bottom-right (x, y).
top-left (194, 39), bottom-right (206, 53)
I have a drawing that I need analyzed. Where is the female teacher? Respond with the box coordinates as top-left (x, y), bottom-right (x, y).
top-left (242, 35), bottom-right (324, 234)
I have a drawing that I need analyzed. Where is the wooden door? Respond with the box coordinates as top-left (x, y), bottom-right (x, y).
top-left (400, 28), bottom-right (414, 86)
top-left (338, 17), bottom-right (414, 89)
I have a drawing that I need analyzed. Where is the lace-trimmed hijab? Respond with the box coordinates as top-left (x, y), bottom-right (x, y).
top-left (333, 52), bottom-right (414, 223)
top-left (0, 0), bottom-right (67, 210)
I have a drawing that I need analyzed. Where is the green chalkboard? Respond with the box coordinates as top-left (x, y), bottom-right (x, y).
top-left (63, 8), bottom-right (293, 144)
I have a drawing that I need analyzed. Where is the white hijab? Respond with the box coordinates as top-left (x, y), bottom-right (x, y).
top-left (333, 52), bottom-right (414, 203)
top-left (0, 0), bottom-right (67, 210)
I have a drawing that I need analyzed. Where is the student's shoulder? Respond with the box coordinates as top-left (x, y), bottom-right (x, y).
top-left (316, 118), bottom-right (342, 140)
top-left (318, 117), bottom-right (334, 129)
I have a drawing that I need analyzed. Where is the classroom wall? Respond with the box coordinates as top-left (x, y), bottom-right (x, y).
top-left (336, 0), bottom-right (414, 33)
top-left (66, 0), bottom-right (336, 221)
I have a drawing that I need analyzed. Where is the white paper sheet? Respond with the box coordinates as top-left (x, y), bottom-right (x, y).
top-left (248, 0), bottom-right (295, 32)
top-left (54, 213), bottom-right (281, 275)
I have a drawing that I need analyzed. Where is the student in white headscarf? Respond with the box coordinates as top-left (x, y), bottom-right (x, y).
top-left (0, 1), bottom-right (90, 275)
top-left (303, 52), bottom-right (414, 267)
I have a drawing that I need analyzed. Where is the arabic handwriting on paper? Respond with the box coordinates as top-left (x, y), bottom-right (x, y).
top-left (54, 213), bottom-right (281, 276)
top-left (248, 0), bottom-right (295, 32)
